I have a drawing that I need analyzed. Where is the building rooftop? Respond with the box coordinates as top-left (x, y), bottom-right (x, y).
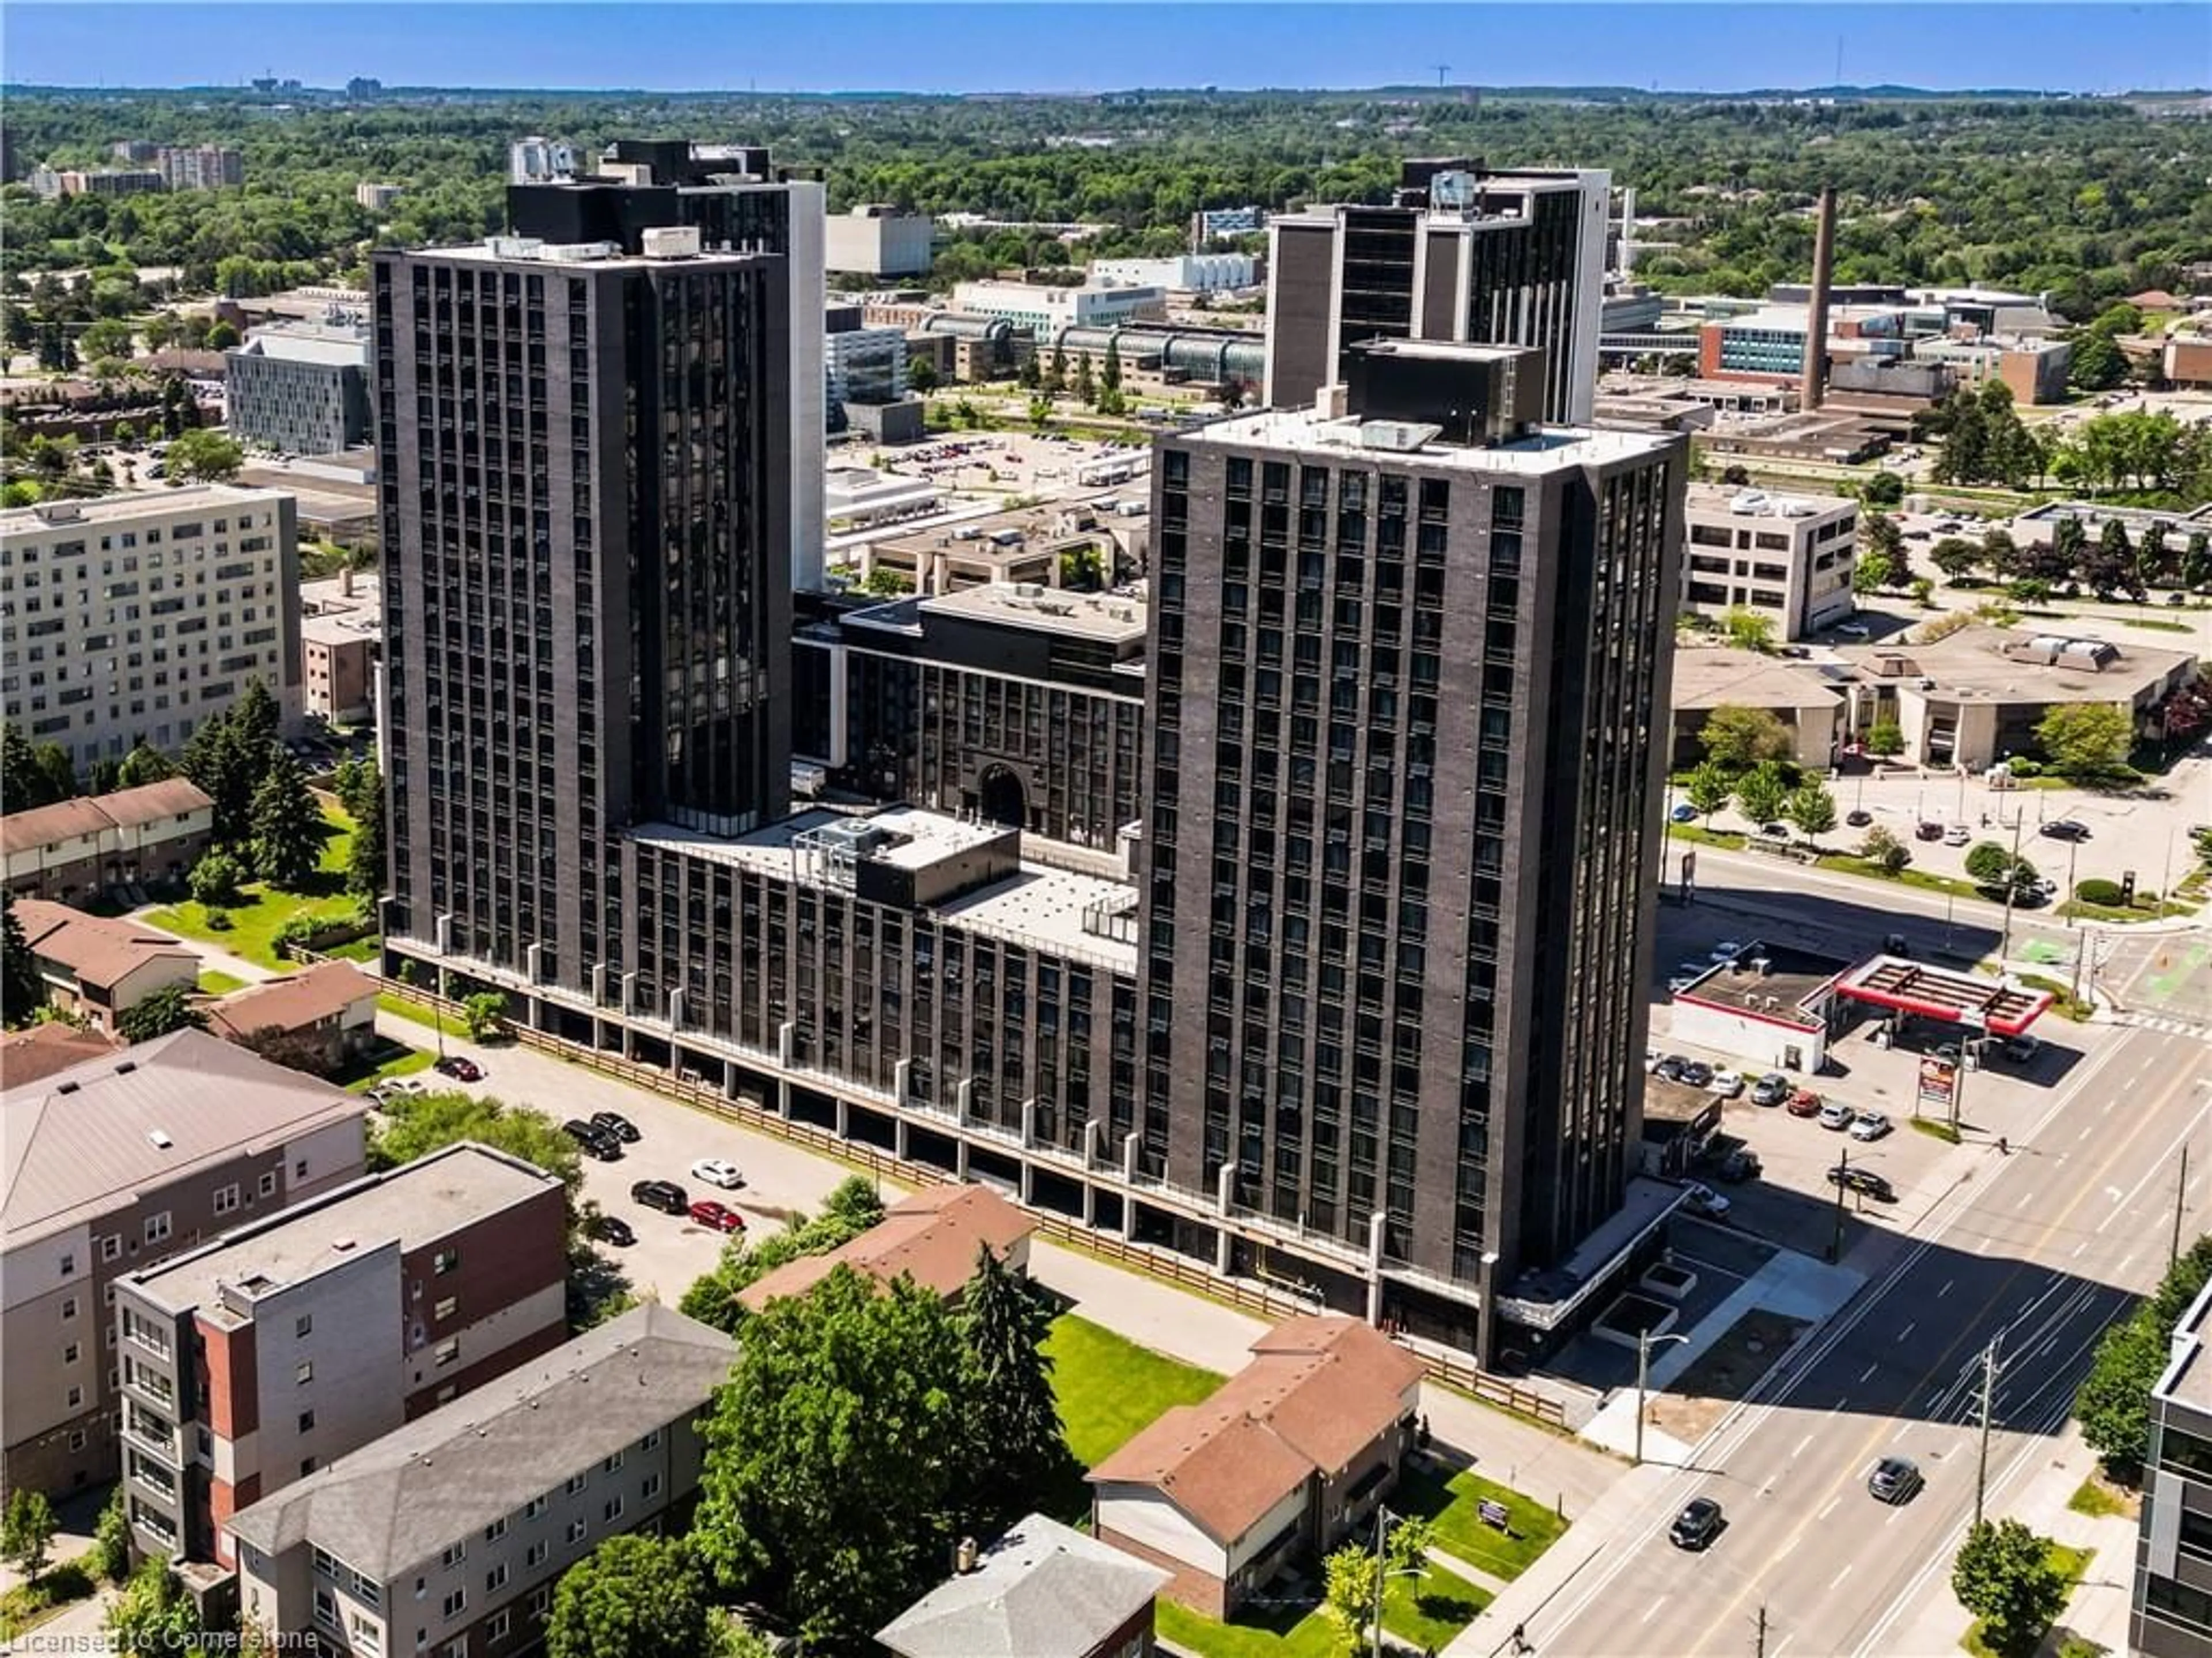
top-left (915, 582), bottom-right (1148, 644)
top-left (127, 1142), bottom-right (558, 1327)
top-left (1677, 940), bottom-right (1851, 1033)
top-left (1832, 625), bottom-right (2196, 706)
top-left (9, 898), bottom-right (199, 988)
top-left (0, 483), bottom-right (288, 535)
top-left (1669, 647), bottom-right (1844, 712)
top-left (1180, 405), bottom-right (1676, 476)
top-left (739, 1183), bottom-right (1035, 1313)
top-left (2157, 1277), bottom-right (2212, 1415)
top-left (0, 1023), bottom-right (119, 1088)
top-left (630, 809), bottom-right (1140, 974)
top-left (876, 1512), bottom-right (1169, 1658)
top-left (232, 328), bottom-right (369, 368)
top-left (1, 1029), bottom-right (363, 1249)
top-left (1642, 1076), bottom-right (1722, 1127)
top-left (1684, 481), bottom-right (1855, 523)
top-left (204, 959), bottom-right (378, 1044)
top-left (224, 1304), bottom-right (736, 1580)
top-left (2, 780), bottom-right (214, 853)
top-left (419, 236), bottom-right (770, 273)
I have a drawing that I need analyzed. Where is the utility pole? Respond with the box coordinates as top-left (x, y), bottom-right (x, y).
top-left (1829, 1144), bottom-right (1854, 1261)
top-left (1370, 1504), bottom-right (1391, 1658)
top-left (2175, 1144), bottom-right (2191, 1271)
top-left (1974, 1339), bottom-right (1998, 1530)
top-left (1635, 1329), bottom-right (1687, 1465)
top-left (1999, 809), bottom-right (2025, 961)
top-left (1756, 1603), bottom-right (1769, 1658)
top-left (1947, 1041), bottom-right (1967, 1141)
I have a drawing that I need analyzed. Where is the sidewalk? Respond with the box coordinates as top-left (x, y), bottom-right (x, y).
top-left (126, 908), bottom-right (280, 987)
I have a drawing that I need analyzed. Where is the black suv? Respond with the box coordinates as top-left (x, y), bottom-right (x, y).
top-left (1868, 1456), bottom-right (1923, 1504)
top-left (560, 1120), bottom-right (620, 1161)
top-left (590, 1110), bottom-right (641, 1143)
top-left (1827, 1164), bottom-right (1896, 1202)
top-left (631, 1179), bottom-right (689, 1215)
top-left (1669, 1498), bottom-right (1724, 1551)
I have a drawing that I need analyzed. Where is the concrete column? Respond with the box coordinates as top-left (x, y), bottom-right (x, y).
top-left (894, 1057), bottom-right (911, 1108)
top-left (724, 1060), bottom-right (740, 1099)
top-left (619, 970), bottom-right (638, 1016)
top-left (590, 962), bottom-right (607, 1008)
top-left (775, 1077), bottom-right (791, 1120)
top-left (1366, 1212), bottom-right (1390, 1326)
top-left (1020, 1098), bottom-right (1038, 1151)
top-left (956, 1137), bottom-right (971, 1179)
top-left (835, 1095), bottom-right (849, 1139)
top-left (956, 1078), bottom-right (974, 1128)
top-left (1020, 1157), bottom-right (1035, 1205)
top-left (525, 943), bottom-right (544, 986)
top-left (1215, 1164), bottom-right (1236, 1218)
top-left (1083, 1120), bottom-right (1105, 1172)
top-left (1215, 1223), bottom-right (1233, 1276)
top-left (895, 1116), bottom-right (910, 1162)
top-left (1081, 1178), bottom-right (1097, 1227)
top-left (777, 1022), bottom-right (795, 1068)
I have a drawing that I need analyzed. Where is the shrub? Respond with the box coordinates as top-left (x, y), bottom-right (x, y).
top-left (2005, 758), bottom-right (2041, 779)
top-left (2075, 878), bottom-right (2127, 907)
top-left (203, 908), bottom-right (233, 932)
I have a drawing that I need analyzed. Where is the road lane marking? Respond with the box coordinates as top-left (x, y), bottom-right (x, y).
top-left (1937, 1278), bottom-right (1952, 1297)
top-left (1793, 1433), bottom-right (1813, 1460)
top-left (1898, 1322), bottom-right (1915, 1343)
top-left (1641, 1595), bottom-right (1669, 1625)
top-left (1818, 1497), bottom-right (1839, 1520)
top-left (1832, 1564), bottom-right (1853, 1589)
top-left (1859, 1363), bottom-right (1878, 1383)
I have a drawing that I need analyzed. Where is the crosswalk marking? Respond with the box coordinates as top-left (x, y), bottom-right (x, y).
top-left (2112, 1011), bottom-right (2212, 1040)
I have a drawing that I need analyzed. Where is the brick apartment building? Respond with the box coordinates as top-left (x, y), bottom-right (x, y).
top-left (112, 1142), bottom-right (569, 1566)
top-left (1, 779), bottom-right (217, 903)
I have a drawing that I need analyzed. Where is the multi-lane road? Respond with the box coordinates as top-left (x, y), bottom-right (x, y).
top-left (1530, 1015), bottom-right (2211, 1657)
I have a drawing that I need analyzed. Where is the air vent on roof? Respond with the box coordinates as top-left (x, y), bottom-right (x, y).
top-left (332, 1238), bottom-right (355, 1252)
top-left (147, 1130), bottom-right (173, 1149)
top-left (56, 1081), bottom-right (79, 1094)
top-left (114, 1060), bottom-right (136, 1075)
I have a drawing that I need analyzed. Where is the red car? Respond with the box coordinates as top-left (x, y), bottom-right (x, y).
top-left (1786, 1089), bottom-right (1824, 1118)
top-left (688, 1200), bottom-right (745, 1234)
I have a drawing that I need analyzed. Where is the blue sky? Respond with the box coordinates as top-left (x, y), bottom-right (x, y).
top-left (3, 4), bottom-right (2200, 95)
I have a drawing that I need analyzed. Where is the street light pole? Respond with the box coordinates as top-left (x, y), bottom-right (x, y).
top-left (1830, 1144), bottom-right (1852, 1261)
top-left (2175, 1144), bottom-right (2191, 1272)
top-left (1973, 1339), bottom-right (1999, 1530)
top-left (2065, 837), bottom-right (2080, 928)
top-left (1634, 1329), bottom-right (1689, 1466)
top-left (1999, 809), bottom-right (2025, 961)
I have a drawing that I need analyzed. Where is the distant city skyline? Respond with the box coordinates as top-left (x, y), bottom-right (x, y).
top-left (2, 4), bottom-right (2202, 97)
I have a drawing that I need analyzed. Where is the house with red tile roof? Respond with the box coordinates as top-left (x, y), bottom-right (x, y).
top-left (738, 1182), bottom-right (1034, 1312)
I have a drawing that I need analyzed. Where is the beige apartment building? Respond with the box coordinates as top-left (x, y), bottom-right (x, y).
top-left (1680, 483), bottom-right (1858, 641)
top-left (1, 1031), bottom-right (366, 1501)
top-left (0, 486), bottom-right (302, 771)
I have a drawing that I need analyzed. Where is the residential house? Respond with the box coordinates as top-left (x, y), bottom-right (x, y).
top-left (204, 960), bottom-right (381, 1075)
top-left (877, 1512), bottom-right (1170, 1658)
top-left (1089, 1316), bottom-right (1425, 1618)
top-left (1, 779), bottom-right (217, 902)
top-left (740, 1183), bottom-right (1035, 1312)
top-left (10, 898), bottom-right (200, 1033)
top-left (0, 1022), bottom-right (119, 1086)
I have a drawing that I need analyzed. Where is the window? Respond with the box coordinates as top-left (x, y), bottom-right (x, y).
top-left (101, 1235), bottom-right (122, 1263)
top-left (640, 1473), bottom-right (662, 1501)
top-left (433, 1297), bottom-right (457, 1322)
top-left (314, 1587), bottom-right (340, 1629)
top-left (63, 1342), bottom-right (80, 1365)
top-left (59, 1250), bottom-right (75, 1276)
top-left (67, 1431), bottom-right (86, 1452)
top-left (601, 1451), bottom-right (623, 1474)
top-left (525, 1541), bottom-right (548, 1569)
top-left (298, 1410), bottom-right (315, 1433)
top-left (213, 1185), bottom-right (240, 1216)
top-left (312, 1547), bottom-right (340, 1580)
top-left (565, 1519), bottom-right (587, 1545)
top-left (441, 1542), bottom-right (466, 1569)
top-left (144, 1213), bottom-right (172, 1245)
top-left (295, 1314), bottom-right (313, 1339)
top-left (434, 1338), bottom-right (460, 1368)
top-left (529, 1589), bottom-right (552, 1617)
top-left (60, 1297), bottom-right (78, 1321)
top-left (300, 1456), bottom-right (317, 1477)
top-left (601, 1496), bottom-right (623, 1523)
top-left (639, 1429), bottom-right (661, 1451)
top-left (441, 1588), bottom-right (466, 1618)
top-left (564, 1473), bottom-right (587, 1496)
top-left (524, 1496), bottom-right (547, 1521)
top-left (484, 1564), bottom-right (507, 1593)
top-left (259, 1171), bottom-right (278, 1198)
top-left (489, 1612), bottom-right (510, 1641)
top-left (483, 1519), bottom-right (507, 1543)
top-left (294, 1159), bottom-right (308, 1180)
top-left (66, 1385), bottom-right (83, 1409)
top-left (296, 1360), bottom-right (314, 1385)
top-left (433, 1248), bottom-right (459, 1276)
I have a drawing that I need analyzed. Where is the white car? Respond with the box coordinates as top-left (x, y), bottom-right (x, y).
top-left (1944, 824), bottom-right (1971, 847)
top-left (1707, 1069), bottom-right (1747, 1099)
top-left (1849, 1112), bottom-right (1894, 1143)
top-left (689, 1158), bottom-right (744, 1190)
top-left (1818, 1101), bottom-right (1858, 1132)
top-left (1681, 1182), bottom-right (1732, 1220)
top-left (1644, 1048), bottom-right (1663, 1073)
top-left (1710, 940), bottom-right (1746, 961)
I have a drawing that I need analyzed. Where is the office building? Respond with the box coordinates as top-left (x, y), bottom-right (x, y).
top-left (0, 488), bottom-right (302, 770)
top-left (824, 204), bottom-right (934, 278)
top-left (2133, 1275), bottom-right (2212, 1656)
top-left (1263, 161), bottom-right (1611, 425)
top-left (504, 138), bottom-right (825, 591)
top-left (228, 1305), bottom-right (736, 1658)
top-left (157, 146), bottom-right (244, 191)
top-left (952, 280), bottom-right (1168, 333)
top-left (2, 777), bottom-right (216, 904)
top-left (355, 182), bottom-right (403, 213)
top-left (825, 323), bottom-right (910, 411)
top-left (226, 324), bottom-right (373, 457)
top-left (1, 1030), bottom-right (366, 1501)
top-left (113, 1143), bottom-right (569, 1566)
top-left (52, 168), bottom-right (166, 199)
top-left (1090, 253), bottom-right (1257, 294)
top-left (374, 192), bottom-right (796, 1001)
top-left (507, 136), bottom-right (575, 185)
top-left (1193, 206), bottom-right (1267, 243)
top-left (1138, 341), bottom-right (1685, 1360)
top-left (1680, 483), bottom-right (1858, 640)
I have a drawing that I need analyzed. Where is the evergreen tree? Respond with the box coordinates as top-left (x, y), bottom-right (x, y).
top-left (1, 723), bottom-right (63, 810)
top-left (347, 786), bottom-right (387, 900)
top-left (2183, 532), bottom-right (2212, 593)
top-left (251, 751), bottom-right (324, 889)
top-left (961, 1243), bottom-right (1079, 1530)
top-left (115, 742), bottom-right (177, 790)
top-left (2084, 518), bottom-right (2133, 595)
top-left (1074, 351), bottom-right (1094, 401)
top-left (2045, 515), bottom-right (2088, 583)
top-left (30, 741), bottom-right (77, 805)
top-left (116, 984), bottom-right (208, 1044)
top-left (230, 678), bottom-right (282, 762)
top-left (1101, 334), bottom-right (1122, 392)
top-left (1047, 342), bottom-right (1067, 393)
top-left (183, 710), bottom-right (253, 845)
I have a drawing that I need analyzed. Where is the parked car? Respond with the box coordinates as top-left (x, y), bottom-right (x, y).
top-left (1828, 1164), bottom-right (1897, 1201)
top-left (1707, 1068), bottom-right (1746, 1099)
top-left (1868, 1456), bottom-right (1923, 1504)
top-left (1835, 621), bottom-right (1872, 640)
top-left (1759, 821), bottom-right (1790, 839)
top-left (587, 1213), bottom-right (636, 1247)
top-left (1710, 940), bottom-right (1747, 961)
top-left (1654, 1054), bottom-right (1691, 1082)
top-left (1787, 1087), bottom-right (1823, 1113)
top-left (1944, 824), bottom-right (1971, 847)
top-left (1817, 1101), bottom-right (1857, 1131)
top-left (1670, 803), bottom-right (1699, 824)
top-left (562, 1120), bottom-right (621, 1160)
top-left (1749, 1072), bottom-right (1791, 1108)
top-left (631, 1179), bottom-right (688, 1215)
top-left (590, 1110), bottom-right (640, 1143)
top-left (688, 1199), bottom-right (746, 1234)
top-left (2039, 819), bottom-right (2091, 841)
top-left (1681, 1182), bottom-right (1732, 1219)
top-left (1670, 1498), bottom-right (1725, 1550)
top-left (1915, 821), bottom-right (1945, 843)
top-left (433, 1056), bottom-right (483, 1082)
top-left (1644, 1048), bottom-right (1664, 1073)
top-left (2002, 1034), bottom-right (2041, 1064)
top-left (1849, 1111), bottom-right (1893, 1142)
top-left (1717, 1147), bottom-right (1762, 1183)
top-left (690, 1157), bottom-right (744, 1190)
top-left (1846, 809), bottom-right (1874, 828)
top-left (1677, 1061), bottom-right (1715, 1090)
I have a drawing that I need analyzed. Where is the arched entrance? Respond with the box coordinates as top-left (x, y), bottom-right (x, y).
top-left (979, 765), bottom-right (1027, 829)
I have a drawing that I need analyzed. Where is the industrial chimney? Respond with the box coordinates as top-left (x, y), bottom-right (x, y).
top-left (1801, 186), bottom-right (1838, 411)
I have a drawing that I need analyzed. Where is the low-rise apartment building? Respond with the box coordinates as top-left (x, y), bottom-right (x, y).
top-left (1, 778), bottom-right (216, 902)
top-left (113, 1142), bottom-right (570, 1565)
top-left (1680, 483), bottom-right (1858, 640)
top-left (1, 1030), bottom-right (366, 1501)
top-left (0, 487), bottom-right (302, 771)
top-left (9, 898), bottom-right (200, 1031)
top-left (204, 959), bottom-right (382, 1075)
top-left (225, 325), bottom-right (373, 457)
top-left (228, 1305), bottom-right (736, 1658)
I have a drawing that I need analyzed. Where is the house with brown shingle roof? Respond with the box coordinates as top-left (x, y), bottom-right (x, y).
top-left (0, 1021), bottom-right (120, 1087)
top-left (1089, 1315), bottom-right (1425, 1618)
top-left (2, 779), bottom-right (215, 903)
top-left (738, 1183), bottom-right (1034, 1312)
top-left (204, 959), bottom-right (378, 1072)
top-left (10, 898), bottom-right (200, 1033)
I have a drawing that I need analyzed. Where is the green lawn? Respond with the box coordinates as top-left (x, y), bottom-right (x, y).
top-left (2067, 1477), bottom-right (2133, 1519)
top-left (0, 1565), bottom-right (95, 1641)
top-left (1816, 854), bottom-right (1986, 901)
top-left (1392, 1462), bottom-right (1569, 1582)
top-left (1046, 1314), bottom-right (1224, 1470)
top-left (196, 968), bottom-right (247, 995)
top-left (1961, 1542), bottom-right (2091, 1658)
top-left (147, 803), bottom-right (360, 969)
top-left (377, 992), bottom-right (464, 1038)
top-left (1667, 823), bottom-right (1747, 850)
top-left (1154, 1558), bottom-right (1488, 1658)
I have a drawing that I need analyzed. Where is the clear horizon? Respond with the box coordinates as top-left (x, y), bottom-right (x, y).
top-left (2, 3), bottom-right (2204, 97)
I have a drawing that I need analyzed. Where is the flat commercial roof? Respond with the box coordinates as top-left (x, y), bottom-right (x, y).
top-left (1643, 1076), bottom-right (1723, 1126)
top-left (1834, 955), bottom-right (2052, 1037)
top-left (1180, 407), bottom-right (1676, 476)
top-left (1833, 625), bottom-right (2195, 707)
top-left (1679, 942), bottom-right (1850, 1033)
top-left (918, 583), bottom-right (1147, 644)
top-left (1671, 648), bottom-right (1843, 713)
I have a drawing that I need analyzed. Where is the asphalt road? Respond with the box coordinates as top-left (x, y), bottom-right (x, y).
top-left (1530, 1019), bottom-right (2212, 1658)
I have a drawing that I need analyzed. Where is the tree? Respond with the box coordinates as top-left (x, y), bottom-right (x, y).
top-left (347, 786), bottom-right (386, 900)
top-left (2077, 1233), bottom-right (2212, 1477)
top-left (79, 317), bottom-right (134, 362)
top-left (1980, 528), bottom-right (2021, 579)
top-left (462, 991), bottom-right (507, 1041)
top-left (1952, 1519), bottom-right (2068, 1657)
top-left (0, 724), bottom-right (62, 811)
top-left (1859, 469), bottom-right (1904, 507)
top-left (2084, 518), bottom-right (2134, 596)
top-left (371, 1091), bottom-right (584, 1203)
top-left (164, 427), bottom-right (244, 483)
top-left (1074, 351), bottom-right (1094, 401)
top-left (1721, 606), bottom-right (1775, 653)
top-left (31, 741), bottom-right (77, 806)
top-left (1322, 1543), bottom-right (1381, 1656)
top-left (90, 1484), bottom-right (132, 1584)
top-left (115, 742), bottom-right (177, 790)
top-left (1859, 824), bottom-right (1911, 874)
top-left (1735, 763), bottom-right (1791, 828)
top-left (3, 891), bottom-right (47, 1027)
top-left (692, 1268), bottom-right (985, 1652)
top-left (188, 848), bottom-right (245, 906)
top-left (184, 711), bottom-right (257, 845)
top-left (906, 356), bottom-right (938, 395)
top-left (1852, 551), bottom-right (1892, 594)
top-left (230, 677), bottom-right (282, 760)
top-left (1, 1488), bottom-right (56, 1585)
top-left (679, 1177), bottom-right (885, 1334)
top-left (1964, 841), bottom-right (2017, 886)
top-left (1046, 342), bottom-right (1067, 394)
top-left (2035, 702), bottom-right (2134, 779)
top-left (1683, 762), bottom-right (1734, 817)
top-left (1783, 780), bottom-right (1838, 842)
top-left (1101, 334), bottom-right (1122, 392)
top-left (117, 984), bottom-right (209, 1044)
top-left (961, 1243), bottom-right (1078, 1531)
top-left (1698, 704), bottom-right (1794, 771)
top-left (331, 755), bottom-right (380, 822)
top-left (249, 750), bottom-right (324, 889)
top-left (105, 1560), bottom-right (210, 1651)
top-left (1862, 512), bottom-right (1904, 570)
top-left (2183, 532), bottom-right (2211, 593)
top-left (1865, 719), bottom-right (1905, 758)
top-left (545, 1534), bottom-right (713, 1658)
top-left (2068, 330), bottom-right (2128, 393)
top-left (1928, 537), bottom-right (1980, 583)
top-left (204, 320), bottom-right (240, 351)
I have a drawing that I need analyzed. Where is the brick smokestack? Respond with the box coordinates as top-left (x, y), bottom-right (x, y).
top-left (1801, 185), bottom-right (1837, 411)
